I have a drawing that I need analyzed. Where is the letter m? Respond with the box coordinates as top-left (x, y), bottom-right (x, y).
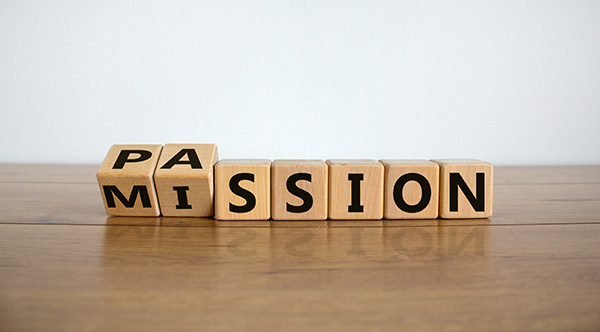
top-left (103, 185), bottom-right (152, 208)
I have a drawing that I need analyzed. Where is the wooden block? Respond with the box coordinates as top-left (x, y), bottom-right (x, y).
top-left (153, 144), bottom-right (218, 217)
top-left (379, 160), bottom-right (439, 219)
top-left (431, 159), bottom-right (493, 219)
top-left (271, 160), bottom-right (328, 220)
top-left (214, 159), bottom-right (271, 220)
top-left (326, 159), bottom-right (384, 220)
top-left (97, 144), bottom-right (162, 216)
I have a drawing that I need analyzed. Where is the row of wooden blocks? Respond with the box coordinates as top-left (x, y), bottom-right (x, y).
top-left (97, 144), bottom-right (493, 220)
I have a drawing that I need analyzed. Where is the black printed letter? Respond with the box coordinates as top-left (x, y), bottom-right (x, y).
top-left (112, 150), bottom-right (152, 169)
top-left (103, 185), bottom-right (152, 208)
top-left (161, 149), bottom-right (203, 169)
top-left (173, 186), bottom-right (192, 209)
top-left (286, 173), bottom-right (313, 213)
top-left (348, 173), bottom-right (364, 213)
top-left (450, 173), bottom-right (485, 212)
top-left (229, 173), bottom-right (256, 213)
top-left (393, 173), bottom-right (431, 213)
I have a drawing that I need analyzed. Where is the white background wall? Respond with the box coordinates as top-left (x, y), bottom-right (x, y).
top-left (1, 1), bottom-right (599, 165)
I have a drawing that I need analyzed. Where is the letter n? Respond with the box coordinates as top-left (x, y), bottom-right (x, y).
top-left (449, 173), bottom-right (485, 212)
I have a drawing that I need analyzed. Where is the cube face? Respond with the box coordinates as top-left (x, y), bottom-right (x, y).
top-left (271, 160), bottom-right (328, 220)
top-left (326, 160), bottom-right (384, 220)
top-left (154, 144), bottom-right (218, 217)
top-left (214, 159), bottom-right (271, 220)
top-left (431, 159), bottom-right (493, 219)
top-left (380, 160), bottom-right (439, 219)
top-left (97, 144), bottom-right (163, 216)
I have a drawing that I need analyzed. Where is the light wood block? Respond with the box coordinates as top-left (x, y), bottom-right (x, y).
top-left (214, 159), bottom-right (271, 220)
top-left (326, 159), bottom-right (384, 220)
top-left (379, 159), bottom-right (439, 219)
top-left (97, 144), bottom-right (162, 216)
top-left (271, 160), bottom-right (328, 220)
top-left (153, 144), bottom-right (218, 217)
top-left (6, 165), bottom-right (600, 332)
top-left (431, 159), bottom-right (493, 219)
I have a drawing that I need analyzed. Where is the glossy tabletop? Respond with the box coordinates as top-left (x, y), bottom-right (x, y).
top-left (1, 164), bottom-right (599, 331)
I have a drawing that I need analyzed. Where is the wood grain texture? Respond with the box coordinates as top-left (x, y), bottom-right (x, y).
top-left (3, 164), bottom-right (599, 186)
top-left (431, 159), bottom-right (493, 219)
top-left (0, 163), bottom-right (99, 183)
top-left (1, 181), bottom-right (599, 226)
top-left (154, 144), bottom-right (218, 217)
top-left (326, 160), bottom-right (384, 220)
top-left (494, 165), bottom-right (600, 184)
top-left (380, 159), bottom-right (439, 219)
top-left (214, 159), bottom-right (271, 220)
top-left (97, 144), bottom-right (163, 216)
top-left (271, 160), bottom-right (328, 220)
top-left (1, 223), bottom-right (600, 332)
top-left (2, 163), bottom-right (600, 331)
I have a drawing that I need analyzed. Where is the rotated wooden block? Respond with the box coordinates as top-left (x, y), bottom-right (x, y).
top-left (326, 159), bottom-right (384, 220)
top-left (379, 160), bottom-right (439, 219)
top-left (214, 159), bottom-right (271, 220)
top-left (154, 144), bottom-right (218, 217)
top-left (431, 159), bottom-right (493, 219)
top-left (97, 144), bottom-right (162, 216)
top-left (271, 160), bottom-right (328, 220)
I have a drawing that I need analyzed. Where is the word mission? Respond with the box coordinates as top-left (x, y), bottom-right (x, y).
top-left (97, 144), bottom-right (493, 220)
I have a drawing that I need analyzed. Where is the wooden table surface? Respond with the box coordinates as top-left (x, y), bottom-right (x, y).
top-left (1, 164), bottom-right (599, 331)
